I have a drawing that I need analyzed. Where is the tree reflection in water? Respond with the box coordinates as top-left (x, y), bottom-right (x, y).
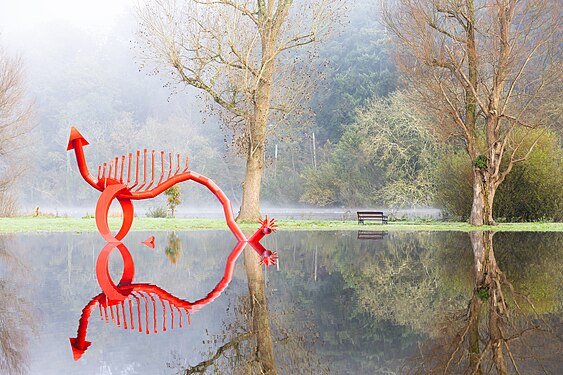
top-left (407, 231), bottom-right (561, 374)
top-left (0, 236), bottom-right (36, 375)
top-left (259, 231), bottom-right (561, 373)
top-left (165, 231), bottom-right (182, 264)
top-left (175, 245), bottom-right (327, 375)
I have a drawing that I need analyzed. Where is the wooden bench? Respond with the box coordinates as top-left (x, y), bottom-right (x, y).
top-left (357, 211), bottom-right (388, 225)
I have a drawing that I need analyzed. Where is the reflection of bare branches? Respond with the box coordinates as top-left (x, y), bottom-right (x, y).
top-left (346, 233), bottom-right (452, 333)
top-left (407, 231), bottom-right (561, 374)
top-left (175, 245), bottom-right (327, 374)
top-left (184, 332), bottom-right (252, 375)
top-left (0, 236), bottom-right (36, 375)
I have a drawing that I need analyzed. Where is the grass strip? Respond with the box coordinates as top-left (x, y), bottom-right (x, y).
top-left (0, 216), bottom-right (562, 233)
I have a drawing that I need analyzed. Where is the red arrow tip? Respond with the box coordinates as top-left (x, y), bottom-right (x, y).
top-left (67, 127), bottom-right (89, 151)
top-left (69, 337), bottom-right (92, 361)
top-left (142, 235), bottom-right (155, 249)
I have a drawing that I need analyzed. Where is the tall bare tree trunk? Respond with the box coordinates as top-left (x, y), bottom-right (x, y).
top-left (244, 245), bottom-right (276, 374)
top-left (237, 31), bottom-right (276, 221)
top-left (238, 140), bottom-right (265, 221)
top-left (470, 170), bottom-right (497, 226)
top-left (139, 1), bottom-right (328, 221)
top-left (237, 92), bottom-right (269, 221)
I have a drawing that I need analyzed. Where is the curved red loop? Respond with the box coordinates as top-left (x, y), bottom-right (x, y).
top-left (95, 184), bottom-right (134, 242)
top-left (115, 198), bottom-right (134, 240)
top-left (95, 242), bottom-right (135, 302)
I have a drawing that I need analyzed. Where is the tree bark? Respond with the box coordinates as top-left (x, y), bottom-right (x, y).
top-left (237, 90), bottom-right (269, 221)
top-left (490, 302), bottom-right (509, 375)
top-left (470, 170), bottom-right (497, 226)
top-left (238, 142), bottom-right (265, 221)
top-left (468, 231), bottom-right (487, 373)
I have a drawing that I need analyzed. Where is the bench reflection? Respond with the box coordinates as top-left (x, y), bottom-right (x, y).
top-left (357, 230), bottom-right (389, 240)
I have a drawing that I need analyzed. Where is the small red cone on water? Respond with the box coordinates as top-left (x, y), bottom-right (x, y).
top-left (142, 235), bottom-right (155, 248)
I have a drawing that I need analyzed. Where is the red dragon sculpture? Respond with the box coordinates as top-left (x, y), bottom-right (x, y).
top-left (67, 126), bottom-right (278, 360)
top-left (67, 127), bottom-right (276, 243)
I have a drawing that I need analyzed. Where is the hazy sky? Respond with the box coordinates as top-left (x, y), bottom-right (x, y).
top-left (0, 0), bottom-right (136, 48)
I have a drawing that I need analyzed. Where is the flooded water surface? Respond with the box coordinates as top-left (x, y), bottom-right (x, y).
top-left (0, 231), bottom-right (561, 374)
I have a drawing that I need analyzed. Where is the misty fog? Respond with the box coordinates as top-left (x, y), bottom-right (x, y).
top-left (0, 0), bottom-right (441, 219)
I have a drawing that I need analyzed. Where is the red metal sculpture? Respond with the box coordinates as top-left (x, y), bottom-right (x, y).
top-left (67, 127), bottom-right (275, 243)
top-left (67, 126), bottom-right (279, 360)
top-left (70, 240), bottom-right (274, 360)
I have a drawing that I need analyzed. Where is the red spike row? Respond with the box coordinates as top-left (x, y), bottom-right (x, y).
top-left (157, 151), bottom-right (165, 186)
top-left (114, 157), bottom-right (118, 180)
top-left (175, 154), bottom-right (181, 175)
top-left (167, 152), bottom-right (173, 179)
top-left (145, 150), bottom-right (156, 191)
top-left (130, 150), bottom-right (140, 189)
top-left (182, 156), bottom-right (189, 173)
top-left (119, 155), bottom-right (125, 183)
top-left (126, 153), bottom-right (132, 186)
top-left (135, 149), bottom-right (148, 192)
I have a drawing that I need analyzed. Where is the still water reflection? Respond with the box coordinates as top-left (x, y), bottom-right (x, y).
top-left (0, 231), bottom-right (561, 374)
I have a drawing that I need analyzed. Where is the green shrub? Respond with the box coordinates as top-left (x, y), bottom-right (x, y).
top-left (435, 133), bottom-right (563, 222)
top-left (301, 164), bottom-right (340, 206)
top-left (434, 152), bottom-right (473, 220)
top-left (474, 154), bottom-right (487, 169)
top-left (147, 206), bottom-right (167, 218)
top-left (494, 135), bottom-right (563, 221)
top-left (301, 91), bottom-right (437, 208)
top-left (301, 131), bottom-right (382, 207)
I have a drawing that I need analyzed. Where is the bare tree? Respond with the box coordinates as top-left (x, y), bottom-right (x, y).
top-left (0, 47), bottom-right (33, 216)
top-left (136, 0), bottom-right (343, 220)
top-left (384, 0), bottom-right (561, 225)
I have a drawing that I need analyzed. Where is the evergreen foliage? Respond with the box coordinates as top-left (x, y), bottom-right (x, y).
top-left (312, 16), bottom-right (396, 143)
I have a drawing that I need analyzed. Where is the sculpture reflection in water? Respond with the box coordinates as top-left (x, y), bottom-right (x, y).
top-left (70, 239), bottom-right (277, 361)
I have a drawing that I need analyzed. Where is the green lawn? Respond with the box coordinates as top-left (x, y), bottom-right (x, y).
top-left (0, 216), bottom-right (562, 233)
